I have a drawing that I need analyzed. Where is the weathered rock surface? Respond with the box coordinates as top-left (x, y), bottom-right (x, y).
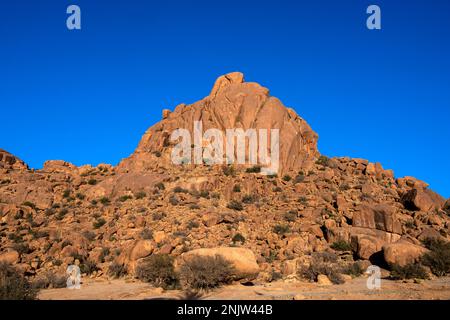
top-left (118, 72), bottom-right (320, 175)
top-left (0, 73), bottom-right (448, 287)
top-left (383, 241), bottom-right (429, 267)
top-left (178, 247), bottom-right (260, 281)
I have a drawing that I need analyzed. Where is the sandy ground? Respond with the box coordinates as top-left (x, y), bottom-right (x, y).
top-left (38, 276), bottom-right (450, 300)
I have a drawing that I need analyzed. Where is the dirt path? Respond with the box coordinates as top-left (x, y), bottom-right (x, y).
top-left (38, 276), bottom-right (450, 300)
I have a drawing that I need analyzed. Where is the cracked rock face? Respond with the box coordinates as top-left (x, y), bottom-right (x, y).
top-left (118, 72), bottom-right (320, 174)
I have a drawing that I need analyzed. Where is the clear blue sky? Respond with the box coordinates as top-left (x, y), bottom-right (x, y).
top-left (1, 0), bottom-right (449, 198)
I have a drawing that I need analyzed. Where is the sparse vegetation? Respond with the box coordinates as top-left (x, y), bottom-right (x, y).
top-left (342, 262), bottom-right (364, 278)
top-left (242, 194), bottom-right (256, 204)
top-left (13, 243), bottom-right (31, 255)
top-left (152, 212), bottom-right (167, 221)
top-left (80, 259), bottom-right (99, 275)
top-left (265, 250), bottom-right (279, 263)
top-left (273, 186), bottom-right (282, 192)
top-left (390, 263), bottom-right (428, 280)
top-left (88, 179), bottom-right (97, 185)
top-left (93, 217), bottom-right (106, 229)
top-left (284, 210), bottom-right (297, 222)
top-left (135, 254), bottom-right (179, 290)
top-left (155, 182), bottom-right (165, 190)
top-left (0, 262), bottom-right (38, 300)
top-left (173, 186), bottom-right (189, 193)
top-left (141, 228), bottom-right (153, 240)
top-left (135, 191), bottom-right (147, 199)
top-left (169, 195), bottom-right (179, 206)
top-left (316, 155), bottom-right (331, 167)
top-left (187, 220), bottom-right (200, 230)
top-left (246, 165), bottom-right (261, 173)
top-left (298, 252), bottom-right (343, 285)
top-left (99, 197), bottom-right (110, 205)
top-left (118, 195), bottom-right (133, 202)
top-left (331, 240), bottom-right (352, 252)
top-left (108, 262), bottom-right (127, 278)
top-left (282, 175), bottom-right (292, 182)
top-left (222, 165), bottom-right (235, 177)
top-left (273, 224), bottom-right (290, 236)
top-left (233, 184), bottom-right (241, 193)
top-left (227, 200), bottom-right (243, 211)
top-left (82, 231), bottom-right (96, 241)
top-left (199, 190), bottom-right (210, 199)
top-left (179, 255), bottom-right (234, 291)
top-left (232, 233), bottom-right (246, 244)
top-left (76, 193), bottom-right (85, 200)
top-left (421, 238), bottom-right (450, 276)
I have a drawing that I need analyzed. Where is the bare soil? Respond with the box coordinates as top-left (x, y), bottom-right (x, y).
top-left (38, 276), bottom-right (450, 300)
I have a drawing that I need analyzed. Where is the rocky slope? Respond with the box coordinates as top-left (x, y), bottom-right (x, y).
top-left (0, 73), bottom-right (449, 286)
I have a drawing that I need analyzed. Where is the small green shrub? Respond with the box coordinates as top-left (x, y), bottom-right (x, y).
top-left (155, 182), bottom-right (165, 190)
top-left (189, 204), bottom-right (201, 210)
top-left (233, 185), bottom-right (241, 193)
top-left (232, 233), bottom-right (246, 244)
top-left (99, 197), bottom-right (110, 205)
top-left (199, 190), bottom-right (210, 199)
top-left (242, 194), bottom-right (256, 204)
top-left (135, 191), bottom-right (147, 199)
top-left (331, 240), bottom-right (352, 252)
top-left (88, 179), bottom-right (97, 185)
top-left (246, 165), bottom-right (261, 173)
top-left (173, 186), bottom-right (189, 193)
top-left (273, 224), bottom-right (290, 236)
top-left (118, 195), bottom-right (133, 202)
top-left (76, 193), bottom-right (85, 200)
top-left (13, 243), bottom-right (31, 256)
top-left (169, 195), bottom-right (179, 205)
top-left (316, 155), bottom-right (331, 167)
top-left (227, 200), bottom-right (243, 211)
top-left (282, 175), bottom-right (292, 182)
top-left (187, 220), bottom-right (200, 230)
top-left (93, 217), bottom-right (106, 229)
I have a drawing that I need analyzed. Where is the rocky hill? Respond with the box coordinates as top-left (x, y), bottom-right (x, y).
top-left (0, 73), bottom-right (449, 288)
